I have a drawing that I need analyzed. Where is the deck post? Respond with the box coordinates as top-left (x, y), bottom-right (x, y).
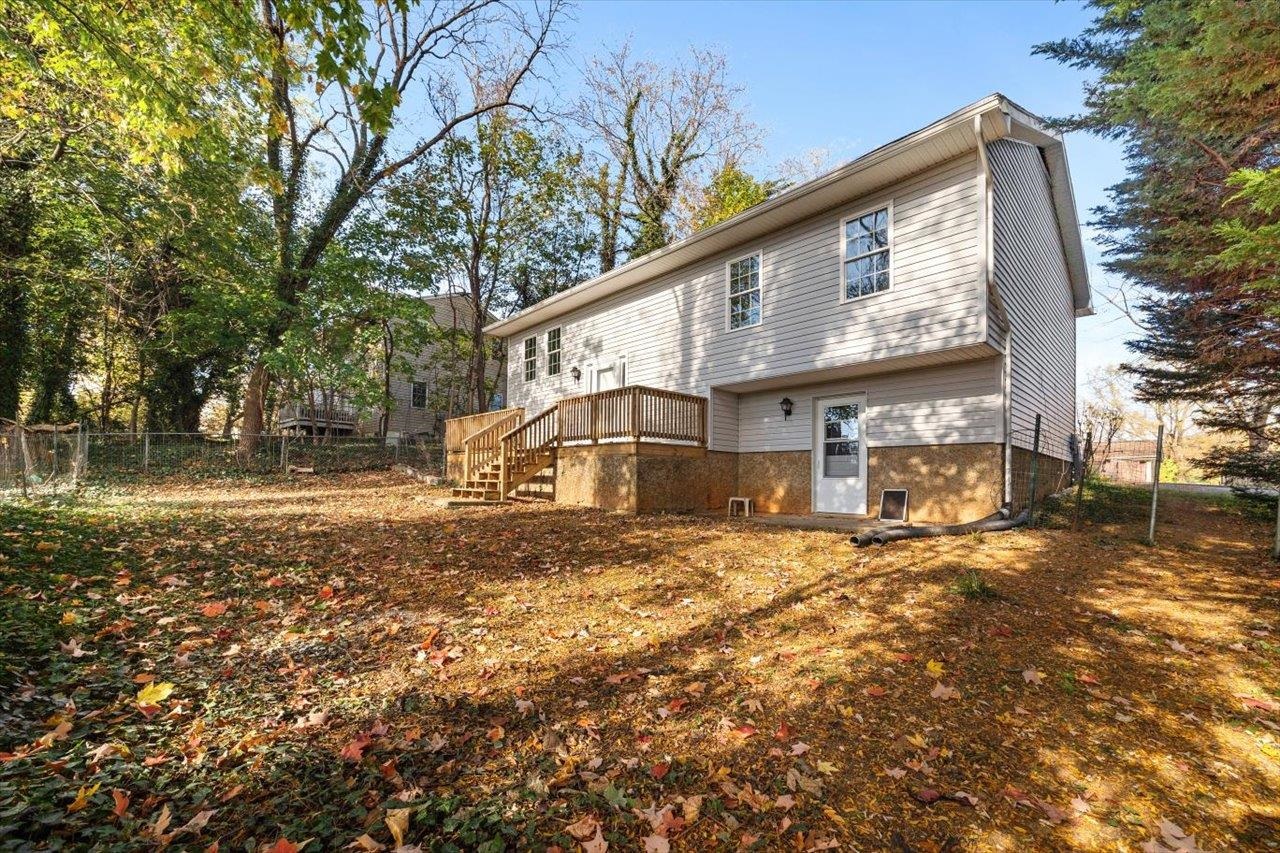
top-left (590, 395), bottom-right (599, 444)
top-left (143, 432), bottom-right (150, 474)
top-left (498, 438), bottom-right (508, 499)
top-left (631, 386), bottom-right (641, 441)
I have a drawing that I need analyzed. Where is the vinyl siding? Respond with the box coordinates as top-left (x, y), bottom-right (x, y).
top-left (987, 139), bottom-right (1076, 459)
top-left (735, 358), bottom-right (1004, 453)
top-left (506, 153), bottom-right (987, 445)
top-left (385, 295), bottom-right (505, 437)
top-left (710, 388), bottom-right (740, 452)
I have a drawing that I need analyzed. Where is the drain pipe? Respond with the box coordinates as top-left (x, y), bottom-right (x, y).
top-left (850, 505), bottom-right (1028, 547)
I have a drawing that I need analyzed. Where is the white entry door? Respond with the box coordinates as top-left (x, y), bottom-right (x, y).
top-left (593, 358), bottom-right (624, 392)
top-left (813, 394), bottom-right (868, 514)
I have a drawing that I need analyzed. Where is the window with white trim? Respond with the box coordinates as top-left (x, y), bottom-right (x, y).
top-left (727, 253), bottom-right (761, 330)
top-left (843, 206), bottom-right (891, 300)
top-left (546, 327), bottom-right (561, 376)
top-left (523, 337), bottom-right (537, 382)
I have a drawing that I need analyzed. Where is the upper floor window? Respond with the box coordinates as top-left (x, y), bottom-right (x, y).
top-left (411, 381), bottom-right (428, 408)
top-left (546, 327), bottom-right (561, 376)
top-left (523, 337), bottom-right (537, 381)
top-left (727, 253), bottom-right (761, 330)
top-left (843, 205), bottom-right (891, 301)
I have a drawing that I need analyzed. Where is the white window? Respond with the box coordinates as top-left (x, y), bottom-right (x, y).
top-left (546, 327), bottom-right (561, 376)
top-left (842, 205), bottom-right (891, 301)
top-left (411, 381), bottom-right (428, 409)
top-left (523, 337), bottom-right (537, 382)
top-left (727, 253), bottom-right (761, 330)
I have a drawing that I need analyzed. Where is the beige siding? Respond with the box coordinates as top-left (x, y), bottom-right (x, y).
top-left (735, 359), bottom-right (1003, 453)
top-left (710, 388), bottom-right (740, 452)
top-left (988, 139), bottom-right (1076, 459)
top-left (506, 153), bottom-right (987, 438)
top-left (385, 295), bottom-right (505, 437)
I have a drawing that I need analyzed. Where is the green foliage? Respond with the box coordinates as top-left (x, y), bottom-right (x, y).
top-left (1036, 0), bottom-right (1280, 487)
top-left (949, 569), bottom-right (999, 602)
top-left (692, 161), bottom-right (783, 231)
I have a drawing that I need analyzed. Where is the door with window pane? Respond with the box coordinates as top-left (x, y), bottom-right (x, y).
top-left (812, 394), bottom-right (868, 514)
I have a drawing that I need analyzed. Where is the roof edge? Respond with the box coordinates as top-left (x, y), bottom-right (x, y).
top-left (487, 93), bottom-right (1093, 336)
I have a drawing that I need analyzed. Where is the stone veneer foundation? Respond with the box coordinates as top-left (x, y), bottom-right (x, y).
top-left (550, 441), bottom-right (1021, 524)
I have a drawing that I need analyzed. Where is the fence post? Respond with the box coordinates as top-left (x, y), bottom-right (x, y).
top-left (280, 434), bottom-right (288, 473)
top-left (1147, 423), bottom-right (1164, 546)
top-left (52, 428), bottom-right (59, 480)
top-left (17, 426), bottom-right (29, 499)
top-left (1027, 414), bottom-right (1042, 527)
top-left (143, 432), bottom-right (150, 474)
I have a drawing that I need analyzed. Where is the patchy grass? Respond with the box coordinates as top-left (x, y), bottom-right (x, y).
top-left (2, 473), bottom-right (1279, 851)
top-left (948, 569), bottom-right (1000, 602)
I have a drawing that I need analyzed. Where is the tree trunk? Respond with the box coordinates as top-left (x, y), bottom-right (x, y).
top-left (470, 291), bottom-right (488, 414)
top-left (237, 361), bottom-right (270, 457)
top-left (0, 177), bottom-right (32, 421)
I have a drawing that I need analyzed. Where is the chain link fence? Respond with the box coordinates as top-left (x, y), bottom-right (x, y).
top-left (1, 429), bottom-right (444, 499)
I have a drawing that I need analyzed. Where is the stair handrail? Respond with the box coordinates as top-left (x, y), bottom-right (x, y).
top-left (462, 409), bottom-right (524, 483)
top-left (498, 404), bottom-right (558, 498)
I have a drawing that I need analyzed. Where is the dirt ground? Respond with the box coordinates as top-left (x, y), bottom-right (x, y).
top-left (1, 472), bottom-right (1278, 852)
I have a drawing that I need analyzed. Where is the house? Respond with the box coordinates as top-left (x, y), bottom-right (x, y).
top-left (1095, 439), bottom-right (1158, 484)
top-left (447, 95), bottom-right (1091, 522)
top-left (278, 294), bottom-right (506, 440)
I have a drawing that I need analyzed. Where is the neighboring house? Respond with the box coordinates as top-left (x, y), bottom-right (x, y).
top-left (450, 95), bottom-right (1091, 523)
top-left (279, 294), bottom-right (506, 440)
top-left (1096, 439), bottom-right (1158, 484)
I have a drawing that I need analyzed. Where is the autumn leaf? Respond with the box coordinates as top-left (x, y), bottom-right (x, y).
top-left (565, 815), bottom-right (601, 841)
top-left (930, 682), bottom-right (961, 700)
top-left (643, 835), bottom-right (669, 853)
top-left (340, 733), bottom-right (373, 762)
top-left (925, 659), bottom-right (945, 677)
top-left (264, 839), bottom-right (305, 853)
top-left (67, 782), bottom-right (100, 813)
top-left (865, 685), bottom-right (886, 697)
top-left (1022, 669), bottom-right (1044, 685)
top-left (200, 602), bottom-right (228, 618)
top-left (385, 808), bottom-right (410, 847)
top-left (136, 681), bottom-right (175, 714)
top-left (111, 789), bottom-right (130, 819)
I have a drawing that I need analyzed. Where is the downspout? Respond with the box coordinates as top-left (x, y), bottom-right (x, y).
top-left (974, 116), bottom-right (1013, 507)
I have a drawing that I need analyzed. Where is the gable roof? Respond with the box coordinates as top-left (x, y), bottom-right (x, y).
top-left (486, 93), bottom-right (1092, 338)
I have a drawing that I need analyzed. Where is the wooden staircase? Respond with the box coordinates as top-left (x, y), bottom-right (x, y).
top-left (451, 405), bottom-right (558, 503)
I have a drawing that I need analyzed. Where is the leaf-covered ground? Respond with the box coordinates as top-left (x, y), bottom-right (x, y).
top-left (2, 474), bottom-right (1278, 852)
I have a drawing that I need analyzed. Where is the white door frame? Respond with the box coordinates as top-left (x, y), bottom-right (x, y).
top-left (811, 393), bottom-right (869, 515)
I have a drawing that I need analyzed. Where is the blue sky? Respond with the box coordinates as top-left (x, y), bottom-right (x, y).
top-left (562, 0), bottom-right (1133, 385)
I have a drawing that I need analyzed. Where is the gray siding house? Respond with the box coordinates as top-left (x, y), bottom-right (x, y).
top-left (455, 95), bottom-right (1090, 522)
top-left (279, 294), bottom-right (506, 440)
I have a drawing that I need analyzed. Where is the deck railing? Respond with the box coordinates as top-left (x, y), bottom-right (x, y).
top-left (499, 405), bottom-right (559, 496)
top-left (462, 408), bottom-right (523, 482)
top-left (558, 386), bottom-right (706, 446)
top-left (277, 402), bottom-right (358, 427)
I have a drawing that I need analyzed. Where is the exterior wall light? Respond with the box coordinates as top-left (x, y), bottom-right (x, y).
top-left (570, 366), bottom-right (582, 382)
top-left (780, 397), bottom-right (794, 420)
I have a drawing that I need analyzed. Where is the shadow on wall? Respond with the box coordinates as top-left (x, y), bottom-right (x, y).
top-left (867, 444), bottom-right (1004, 524)
top-left (737, 451), bottom-right (811, 514)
